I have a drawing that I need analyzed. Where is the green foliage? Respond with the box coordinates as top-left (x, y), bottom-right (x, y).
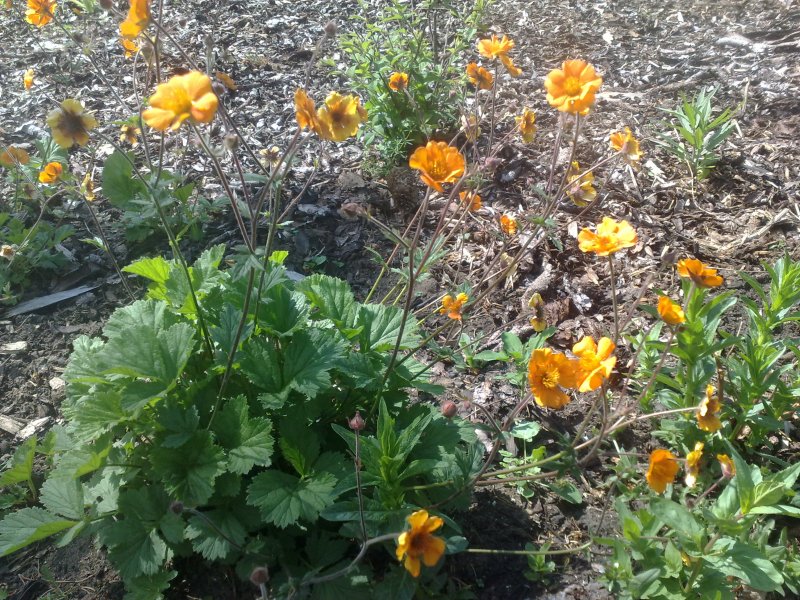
top-left (339, 0), bottom-right (488, 168)
top-left (0, 248), bottom-right (481, 598)
top-left (655, 87), bottom-right (737, 180)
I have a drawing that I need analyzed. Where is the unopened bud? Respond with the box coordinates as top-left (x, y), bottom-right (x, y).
top-left (250, 566), bottom-right (270, 585)
top-left (349, 411), bottom-right (365, 431)
top-left (98, 0), bottom-right (113, 9)
top-left (324, 20), bottom-right (338, 36)
top-left (223, 134), bottom-right (239, 151)
top-left (212, 81), bottom-right (226, 97)
top-left (169, 501), bottom-right (184, 515)
top-left (441, 401), bottom-right (457, 419)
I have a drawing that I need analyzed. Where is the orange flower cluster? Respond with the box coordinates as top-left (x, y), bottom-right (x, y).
top-left (294, 89), bottom-right (367, 142)
top-left (565, 161), bottom-right (596, 207)
top-left (395, 510), bottom-right (446, 577)
top-left (578, 217), bottom-right (637, 256)
top-left (544, 60), bottom-right (602, 115)
top-left (142, 72), bottom-right (218, 131)
top-left (119, 0), bottom-right (149, 54)
top-left (465, 63), bottom-right (493, 90)
top-left (440, 293), bottom-right (468, 320)
top-left (25, 0), bottom-right (56, 27)
top-left (388, 72), bottom-right (409, 92)
top-left (527, 336), bottom-right (617, 409)
top-left (39, 161), bottom-right (63, 184)
top-left (477, 34), bottom-right (521, 77)
top-left (677, 258), bottom-right (724, 288)
top-left (409, 141), bottom-right (465, 193)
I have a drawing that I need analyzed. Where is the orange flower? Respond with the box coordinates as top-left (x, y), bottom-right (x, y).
top-left (119, 0), bottom-right (150, 40)
top-left (388, 72), bottom-right (409, 92)
top-left (697, 384), bottom-right (722, 433)
top-left (528, 292), bottom-right (546, 332)
top-left (717, 454), bottom-right (735, 479)
top-left (610, 127), bottom-right (642, 166)
top-left (573, 336), bottom-right (616, 392)
top-left (459, 191), bottom-right (481, 211)
top-left (215, 71), bottom-right (237, 91)
top-left (676, 258), bottom-right (724, 288)
top-left (477, 34), bottom-right (514, 59)
top-left (23, 69), bottom-right (34, 91)
top-left (544, 59), bottom-right (603, 116)
top-left (119, 124), bottom-right (140, 146)
top-left (465, 63), bottom-right (493, 90)
top-left (578, 217), bottom-right (638, 256)
top-left (657, 296), bottom-right (685, 326)
top-left (685, 442), bottom-right (704, 487)
top-left (81, 172), bottom-right (95, 201)
top-left (294, 88), bottom-right (319, 132)
top-left (121, 37), bottom-right (139, 58)
top-left (500, 214), bottom-right (517, 236)
top-left (409, 141), bottom-right (465, 193)
top-left (47, 99), bottom-right (98, 148)
top-left (565, 161), bottom-right (596, 207)
top-left (440, 293), bottom-right (468, 320)
top-left (142, 71), bottom-right (218, 131)
top-left (646, 449), bottom-right (679, 493)
top-left (395, 509), bottom-right (446, 578)
top-left (500, 55), bottom-right (522, 77)
top-left (25, 0), bottom-right (56, 27)
top-left (315, 92), bottom-right (367, 142)
top-left (515, 108), bottom-right (536, 142)
top-left (0, 146), bottom-right (30, 167)
top-left (527, 348), bottom-right (579, 409)
top-left (39, 161), bottom-right (63, 184)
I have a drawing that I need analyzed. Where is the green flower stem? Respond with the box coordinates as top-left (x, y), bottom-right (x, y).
top-left (299, 533), bottom-right (400, 588)
top-left (481, 451), bottom-right (565, 479)
top-left (81, 195), bottom-right (136, 302)
top-left (466, 541), bottom-right (591, 556)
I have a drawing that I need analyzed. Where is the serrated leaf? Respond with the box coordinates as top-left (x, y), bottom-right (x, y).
top-left (358, 304), bottom-right (419, 352)
top-left (214, 396), bottom-right (274, 475)
top-left (186, 509), bottom-right (246, 560)
top-left (279, 410), bottom-right (320, 477)
top-left (704, 538), bottom-right (783, 591)
top-left (102, 151), bottom-right (145, 208)
top-left (40, 475), bottom-right (84, 520)
top-left (123, 257), bottom-right (171, 300)
top-left (295, 274), bottom-right (360, 334)
top-left (247, 470), bottom-right (337, 528)
top-left (67, 391), bottom-right (126, 443)
top-left (151, 432), bottom-right (226, 505)
top-left (157, 401), bottom-right (199, 449)
top-left (102, 300), bottom-right (177, 343)
top-left (103, 321), bottom-right (195, 384)
top-left (0, 508), bottom-right (77, 556)
top-left (210, 303), bottom-right (253, 361)
top-left (124, 569), bottom-right (177, 600)
top-left (0, 436), bottom-right (36, 488)
top-left (257, 285), bottom-right (309, 337)
top-left (104, 518), bottom-right (171, 581)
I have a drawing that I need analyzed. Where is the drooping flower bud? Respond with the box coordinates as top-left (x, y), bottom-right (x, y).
top-left (349, 411), bottom-right (365, 431)
top-left (169, 501), bottom-right (184, 515)
top-left (250, 566), bottom-right (270, 585)
top-left (441, 401), bottom-right (457, 419)
top-left (324, 20), bottom-right (338, 36)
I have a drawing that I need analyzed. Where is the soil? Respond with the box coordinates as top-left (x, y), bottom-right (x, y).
top-left (1, 0), bottom-right (799, 597)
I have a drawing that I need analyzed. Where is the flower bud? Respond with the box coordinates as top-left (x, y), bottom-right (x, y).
top-left (249, 566), bottom-right (269, 585)
top-left (223, 134), bottom-right (239, 151)
top-left (324, 20), bottom-right (338, 36)
top-left (212, 81), bottom-right (226, 97)
top-left (98, 0), bottom-right (113, 9)
top-left (441, 401), bottom-right (457, 419)
top-left (349, 411), bottom-right (365, 431)
top-left (169, 501), bottom-right (184, 515)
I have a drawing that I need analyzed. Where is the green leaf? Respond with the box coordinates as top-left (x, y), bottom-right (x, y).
top-left (151, 432), bottom-right (226, 505)
top-left (124, 570), bottom-right (177, 600)
top-left (0, 508), bottom-right (78, 556)
top-left (186, 509), bottom-right (246, 560)
top-left (0, 436), bottom-right (36, 488)
top-left (752, 481), bottom-right (787, 509)
top-left (104, 518), bottom-right (171, 581)
top-left (258, 285), bottom-right (310, 337)
top-left (279, 411), bottom-right (320, 477)
top-left (102, 151), bottom-right (145, 208)
top-left (247, 470), bottom-right (337, 528)
top-left (723, 441), bottom-right (754, 514)
top-left (295, 274), bottom-right (360, 334)
top-left (40, 475), bottom-right (84, 520)
top-left (214, 396), bottom-right (274, 475)
top-left (649, 497), bottom-right (703, 545)
top-left (704, 539), bottom-right (783, 591)
top-left (68, 391), bottom-right (127, 443)
top-left (123, 257), bottom-right (171, 299)
top-left (157, 401), bottom-right (199, 449)
top-left (102, 299), bottom-right (177, 343)
top-left (103, 321), bottom-right (195, 385)
top-left (210, 303), bottom-right (253, 361)
top-left (358, 304), bottom-right (420, 352)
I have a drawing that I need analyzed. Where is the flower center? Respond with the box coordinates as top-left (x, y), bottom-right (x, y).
top-left (563, 76), bottom-right (582, 97)
top-left (408, 532), bottom-right (426, 555)
top-left (429, 158), bottom-right (447, 180)
top-left (62, 112), bottom-right (87, 136)
top-left (541, 368), bottom-right (559, 389)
